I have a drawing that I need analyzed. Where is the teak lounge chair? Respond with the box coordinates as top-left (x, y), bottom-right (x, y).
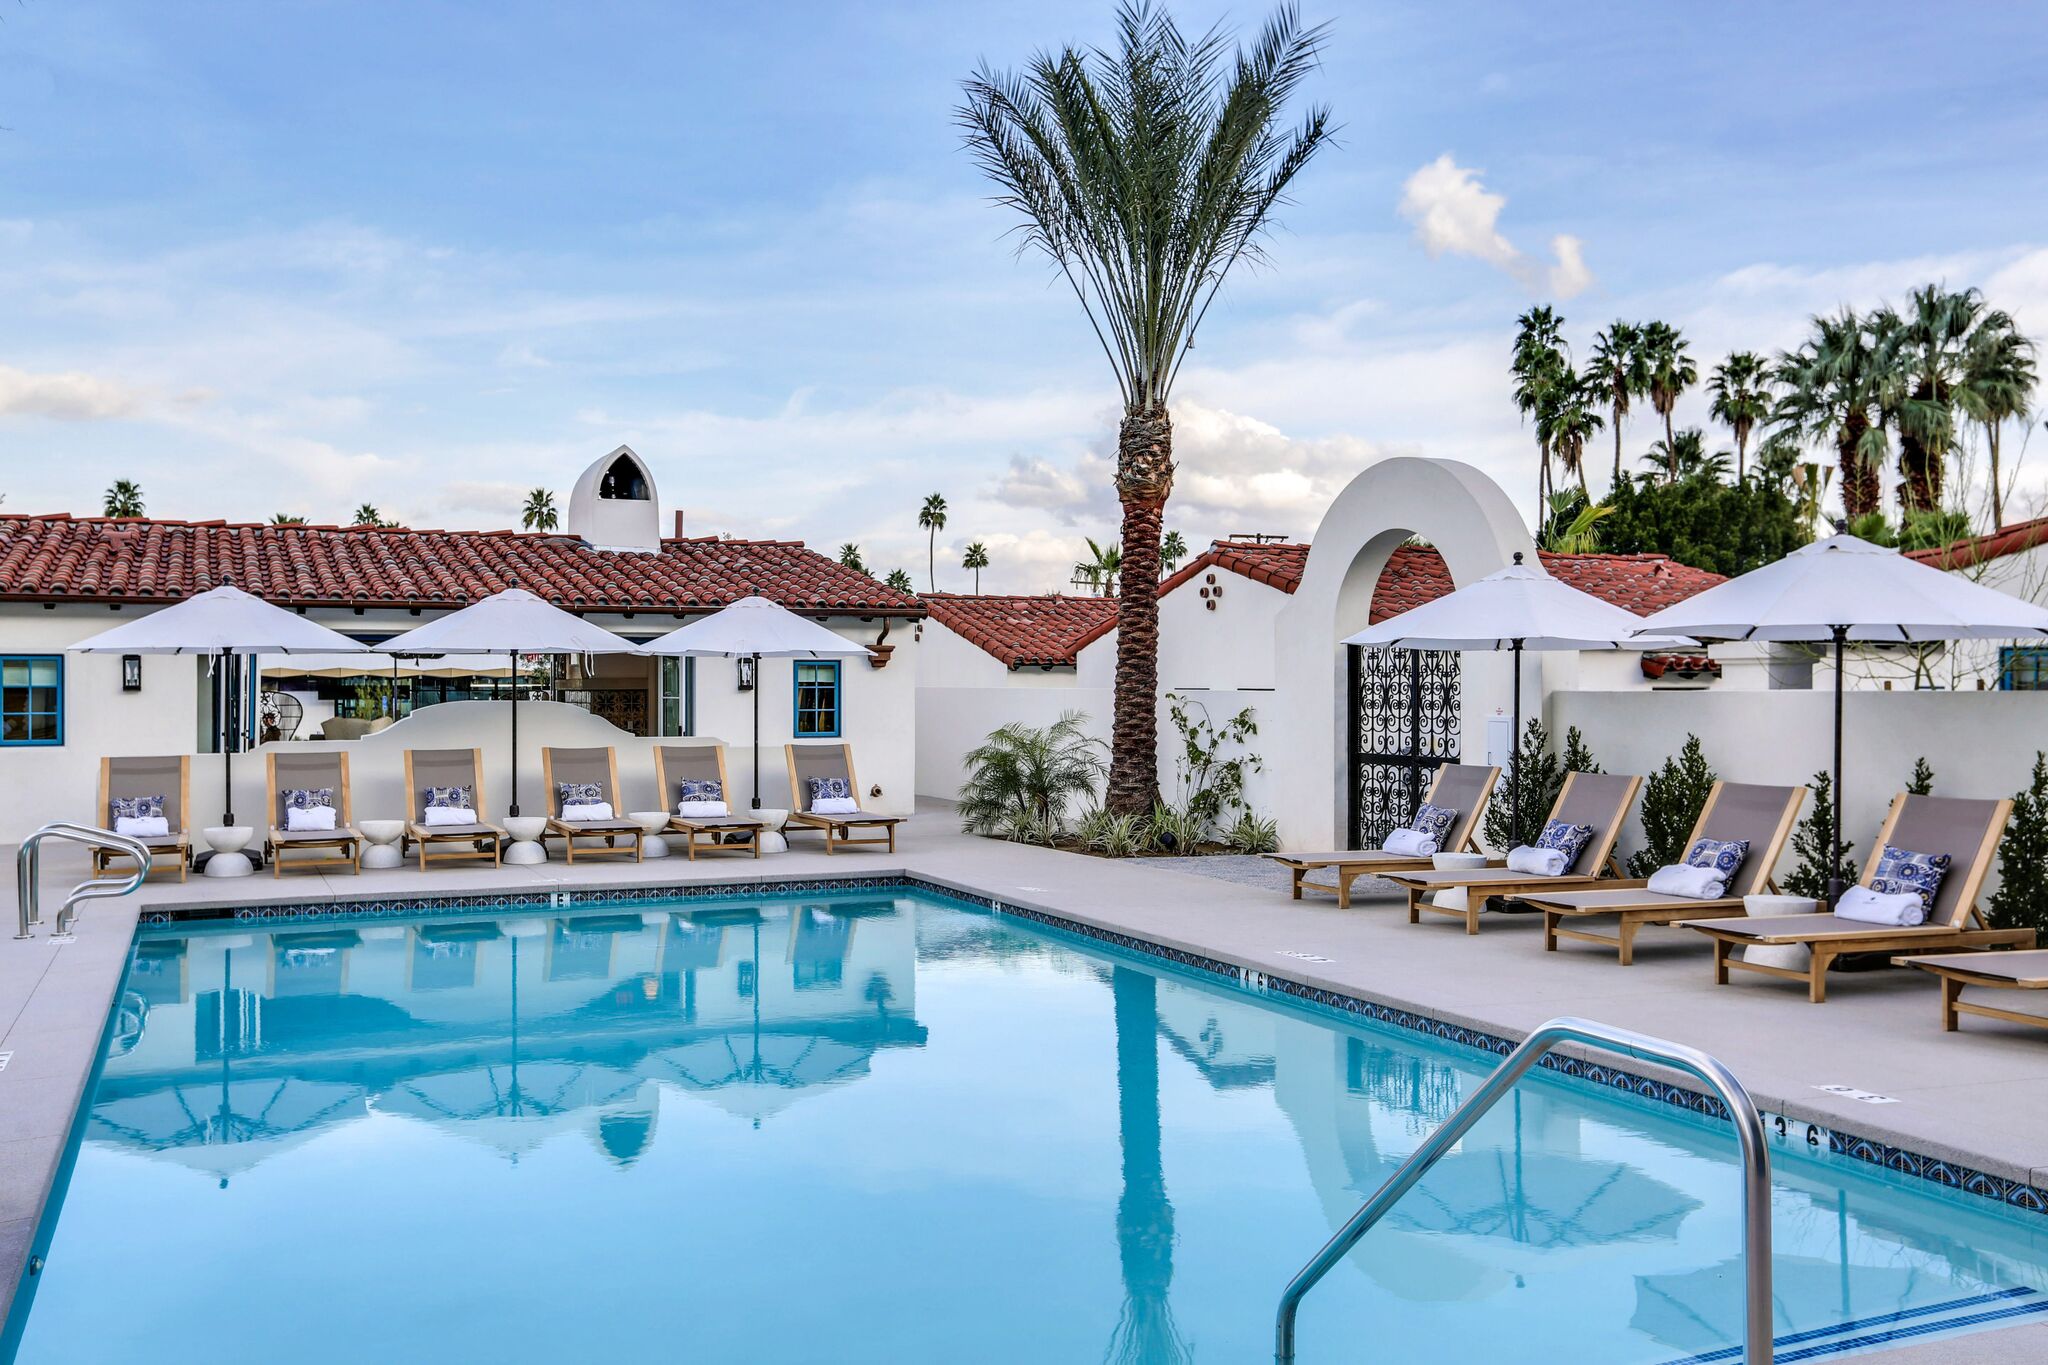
top-left (1265, 763), bottom-right (1501, 908)
top-left (655, 744), bottom-right (763, 860)
top-left (401, 748), bottom-right (505, 870)
top-left (264, 749), bottom-right (364, 876)
top-left (541, 746), bottom-right (644, 863)
top-left (785, 742), bottom-right (903, 854)
top-left (1682, 793), bottom-right (2030, 1003)
top-left (1384, 771), bottom-right (1644, 934)
top-left (1518, 781), bottom-right (1807, 965)
top-left (1898, 950), bottom-right (2048, 1033)
top-left (95, 755), bottom-right (192, 881)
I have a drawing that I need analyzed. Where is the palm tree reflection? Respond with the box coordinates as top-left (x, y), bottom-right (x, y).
top-left (1108, 967), bottom-right (1191, 1364)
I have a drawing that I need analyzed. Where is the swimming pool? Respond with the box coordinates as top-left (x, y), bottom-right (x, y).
top-left (10, 886), bottom-right (2048, 1362)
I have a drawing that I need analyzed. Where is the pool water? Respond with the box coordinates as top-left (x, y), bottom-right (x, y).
top-left (12, 888), bottom-right (2048, 1363)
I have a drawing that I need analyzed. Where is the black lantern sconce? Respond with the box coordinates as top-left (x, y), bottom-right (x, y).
top-left (122, 654), bottom-right (143, 692)
top-left (736, 656), bottom-right (756, 691)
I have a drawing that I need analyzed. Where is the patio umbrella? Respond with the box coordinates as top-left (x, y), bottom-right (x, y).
top-left (1344, 553), bottom-right (1693, 839)
top-left (1633, 533), bottom-right (2048, 901)
top-left (72, 584), bottom-right (368, 826)
top-left (638, 595), bottom-right (870, 809)
top-left (379, 588), bottom-right (636, 816)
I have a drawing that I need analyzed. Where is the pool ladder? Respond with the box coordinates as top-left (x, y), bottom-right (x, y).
top-left (14, 822), bottom-right (155, 940)
top-left (1275, 1016), bottom-right (1774, 1364)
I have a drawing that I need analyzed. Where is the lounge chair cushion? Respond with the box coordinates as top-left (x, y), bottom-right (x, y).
top-left (111, 794), bottom-right (166, 822)
top-left (423, 805), bottom-right (479, 826)
top-left (1835, 885), bottom-right (1926, 926)
top-left (115, 814), bottom-right (171, 838)
top-left (415, 820), bottom-right (496, 838)
top-left (807, 775), bottom-right (854, 805)
top-left (1408, 803), bottom-right (1457, 846)
top-left (678, 777), bottom-right (724, 804)
top-left (1869, 846), bottom-right (1951, 918)
top-left (284, 787), bottom-right (334, 812)
top-left (1535, 818), bottom-right (1594, 866)
top-left (1684, 837), bottom-right (1750, 878)
top-left (558, 781), bottom-right (604, 807)
top-left (1384, 826), bottom-right (1436, 857)
top-left (424, 785), bottom-right (473, 809)
top-left (1506, 845), bottom-right (1569, 877)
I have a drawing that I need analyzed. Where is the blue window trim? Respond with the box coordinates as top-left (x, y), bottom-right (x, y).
top-left (0, 653), bottom-right (64, 747)
top-left (792, 660), bottom-right (842, 738)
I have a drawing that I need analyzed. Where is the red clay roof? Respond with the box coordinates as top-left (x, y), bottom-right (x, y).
top-left (1905, 516), bottom-right (2048, 572)
top-left (0, 514), bottom-right (922, 616)
top-left (1367, 546), bottom-right (1727, 622)
top-left (1160, 540), bottom-right (1310, 596)
top-left (921, 593), bottom-right (1118, 669)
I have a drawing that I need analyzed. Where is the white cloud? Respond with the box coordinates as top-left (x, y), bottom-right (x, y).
top-left (1397, 154), bottom-right (1595, 299)
top-left (0, 363), bottom-right (148, 420)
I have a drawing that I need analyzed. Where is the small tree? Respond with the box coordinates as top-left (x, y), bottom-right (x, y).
top-left (103, 479), bottom-right (145, 517)
top-left (1988, 753), bottom-right (2048, 934)
top-left (957, 712), bottom-right (1106, 837)
top-left (962, 541), bottom-right (990, 591)
top-left (1482, 719), bottom-right (1585, 852)
top-left (1785, 769), bottom-right (1858, 900)
top-left (1625, 735), bottom-right (1718, 877)
top-left (884, 568), bottom-right (914, 593)
top-left (837, 543), bottom-right (867, 574)
top-left (1907, 756), bottom-right (1935, 796)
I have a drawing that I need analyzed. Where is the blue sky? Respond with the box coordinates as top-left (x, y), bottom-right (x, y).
top-left (3, 1), bottom-right (2047, 590)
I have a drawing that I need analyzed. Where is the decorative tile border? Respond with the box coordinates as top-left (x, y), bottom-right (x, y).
top-left (137, 870), bottom-right (2048, 1218)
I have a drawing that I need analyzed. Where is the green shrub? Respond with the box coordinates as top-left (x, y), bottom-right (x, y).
top-left (958, 711), bottom-right (1105, 837)
top-left (1222, 811), bottom-right (1280, 854)
top-left (1163, 692), bottom-right (1263, 839)
top-left (1077, 806), bottom-right (1149, 858)
top-left (1907, 756), bottom-right (1935, 796)
top-left (1148, 801), bottom-right (1206, 854)
top-left (1625, 735), bottom-right (1718, 877)
top-left (1989, 753), bottom-right (2048, 934)
top-left (1785, 769), bottom-right (1858, 900)
top-left (1482, 720), bottom-right (1599, 852)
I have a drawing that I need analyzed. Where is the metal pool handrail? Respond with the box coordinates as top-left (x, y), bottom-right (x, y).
top-left (15, 821), bottom-right (154, 939)
top-left (1274, 1015), bottom-right (1773, 1364)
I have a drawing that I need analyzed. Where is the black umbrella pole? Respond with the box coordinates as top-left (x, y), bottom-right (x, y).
top-left (1510, 640), bottom-right (1523, 844)
top-left (222, 651), bottom-right (236, 826)
top-left (751, 653), bottom-right (762, 809)
top-left (509, 680), bottom-right (521, 817)
top-left (1828, 627), bottom-right (1846, 908)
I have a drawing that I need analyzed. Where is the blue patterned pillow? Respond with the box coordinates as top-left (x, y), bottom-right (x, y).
top-left (283, 788), bottom-right (333, 812)
top-left (1684, 837), bottom-right (1750, 879)
top-left (678, 777), bottom-right (724, 804)
top-left (558, 781), bottom-right (605, 807)
top-left (111, 794), bottom-right (165, 822)
top-left (1407, 802), bottom-right (1457, 846)
top-left (1535, 819), bottom-right (1595, 868)
top-left (424, 785), bottom-right (472, 809)
top-left (1870, 845), bottom-right (1952, 919)
top-left (807, 775), bottom-right (853, 805)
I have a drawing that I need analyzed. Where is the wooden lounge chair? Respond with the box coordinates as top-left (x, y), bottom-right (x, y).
top-left (541, 746), bottom-right (644, 863)
top-left (1384, 771), bottom-right (1644, 935)
top-left (654, 744), bottom-right (763, 860)
top-left (785, 742), bottom-right (903, 854)
top-left (401, 747), bottom-right (505, 870)
top-left (1518, 781), bottom-right (1807, 965)
top-left (94, 755), bottom-right (192, 881)
top-left (264, 749), bottom-right (363, 876)
top-left (1264, 763), bottom-right (1501, 908)
top-left (1898, 950), bottom-right (2048, 1033)
top-left (1682, 793), bottom-right (2031, 1003)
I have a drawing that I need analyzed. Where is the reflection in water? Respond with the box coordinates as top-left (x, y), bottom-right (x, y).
top-left (1108, 968), bottom-right (1190, 1365)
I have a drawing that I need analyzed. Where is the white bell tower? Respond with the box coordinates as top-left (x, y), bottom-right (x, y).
top-left (566, 444), bottom-right (662, 553)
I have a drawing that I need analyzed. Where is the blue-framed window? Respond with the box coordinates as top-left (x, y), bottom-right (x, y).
top-left (2001, 646), bottom-right (2048, 691)
top-left (793, 660), bottom-right (841, 738)
top-left (1, 655), bottom-right (63, 745)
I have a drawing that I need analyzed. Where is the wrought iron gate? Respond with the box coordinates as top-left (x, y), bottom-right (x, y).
top-left (1348, 645), bottom-right (1462, 849)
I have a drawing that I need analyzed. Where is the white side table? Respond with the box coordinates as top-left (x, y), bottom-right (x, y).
top-left (359, 819), bottom-right (406, 870)
top-left (201, 826), bottom-right (256, 878)
top-left (629, 811), bottom-right (673, 859)
top-left (503, 816), bottom-right (549, 866)
top-left (752, 807), bottom-right (790, 831)
top-left (1742, 894), bottom-right (1819, 969)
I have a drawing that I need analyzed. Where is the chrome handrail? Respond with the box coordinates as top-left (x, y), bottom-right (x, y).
top-left (1275, 1016), bottom-right (1773, 1364)
top-left (15, 822), bottom-right (156, 940)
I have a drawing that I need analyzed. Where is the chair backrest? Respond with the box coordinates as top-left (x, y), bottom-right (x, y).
top-left (404, 748), bottom-right (486, 821)
top-left (268, 749), bottom-right (353, 826)
top-left (102, 755), bottom-right (190, 834)
top-left (1686, 782), bottom-right (1808, 897)
top-left (543, 746), bottom-right (619, 816)
top-left (1866, 793), bottom-right (2012, 929)
top-left (656, 745), bottom-right (730, 811)
top-left (786, 742), bottom-right (856, 812)
top-left (1419, 763), bottom-right (1500, 852)
top-left (1545, 771), bottom-right (1645, 876)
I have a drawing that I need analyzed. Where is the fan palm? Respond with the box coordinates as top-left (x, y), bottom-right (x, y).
top-left (269, 513), bottom-right (306, 525)
top-left (1159, 529), bottom-right (1188, 573)
top-left (1956, 312), bottom-right (2038, 528)
top-left (521, 487), bottom-right (559, 531)
top-left (1641, 321), bottom-right (1697, 476)
top-left (837, 543), bottom-right (867, 574)
top-left (960, 0), bottom-right (1333, 816)
top-left (1075, 536), bottom-right (1124, 596)
top-left (1588, 321), bottom-right (1648, 486)
top-left (1541, 367), bottom-right (1605, 497)
top-left (919, 492), bottom-right (948, 591)
top-left (1707, 351), bottom-right (1770, 481)
top-left (961, 540), bottom-right (991, 591)
top-left (1641, 428), bottom-right (1728, 482)
top-left (1770, 308), bottom-right (1887, 519)
top-left (350, 503), bottom-right (387, 528)
top-left (1512, 305), bottom-right (1570, 517)
top-left (885, 568), bottom-right (915, 593)
top-left (1885, 285), bottom-right (1984, 514)
top-left (103, 480), bottom-right (145, 517)
top-left (957, 711), bottom-right (1108, 834)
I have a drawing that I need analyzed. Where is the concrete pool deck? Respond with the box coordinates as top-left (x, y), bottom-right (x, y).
top-left (7, 802), bottom-right (2048, 1360)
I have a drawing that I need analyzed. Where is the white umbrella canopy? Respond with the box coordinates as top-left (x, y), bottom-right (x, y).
top-left (261, 652), bottom-right (515, 680)
top-left (1632, 533), bottom-right (2048, 902)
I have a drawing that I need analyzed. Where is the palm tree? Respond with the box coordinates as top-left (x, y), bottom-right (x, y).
top-left (919, 492), bottom-right (948, 591)
top-left (1771, 309), bottom-right (1888, 520)
top-left (1957, 312), bottom-right (2038, 528)
top-left (521, 488), bottom-right (559, 531)
top-left (103, 480), bottom-right (145, 517)
top-left (1511, 306), bottom-right (1569, 518)
top-left (885, 568), bottom-right (915, 593)
top-left (1641, 428), bottom-right (1728, 482)
top-left (1074, 537), bottom-right (1123, 596)
top-left (960, 0), bottom-right (1334, 816)
top-left (1542, 367), bottom-right (1605, 497)
top-left (269, 513), bottom-right (306, 525)
top-left (351, 503), bottom-right (387, 528)
top-left (1159, 529), bottom-right (1188, 574)
top-left (962, 541), bottom-right (991, 591)
top-left (837, 543), bottom-right (868, 574)
top-left (1641, 321), bottom-right (1697, 477)
top-left (1588, 321), bottom-right (1648, 487)
top-left (1886, 285), bottom-right (1983, 515)
top-left (1540, 493), bottom-right (1615, 554)
top-left (1707, 351), bottom-right (1770, 481)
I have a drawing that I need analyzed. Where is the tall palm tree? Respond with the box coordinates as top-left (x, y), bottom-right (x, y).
top-left (1771, 309), bottom-right (1887, 520)
top-left (836, 543), bottom-right (868, 574)
top-left (1159, 529), bottom-right (1188, 574)
top-left (1542, 367), bottom-right (1605, 497)
top-left (1957, 312), bottom-right (2039, 528)
top-left (1641, 428), bottom-right (1727, 482)
top-left (960, 0), bottom-right (1333, 816)
top-left (1707, 351), bottom-right (1770, 481)
top-left (1886, 285), bottom-right (1983, 515)
top-left (1588, 321), bottom-right (1648, 487)
top-left (919, 492), bottom-right (948, 591)
top-left (962, 540), bottom-right (991, 591)
top-left (269, 513), bottom-right (306, 525)
top-left (1641, 321), bottom-right (1697, 477)
top-left (1511, 306), bottom-right (1569, 519)
top-left (103, 480), bottom-right (145, 517)
top-left (1075, 537), bottom-right (1123, 597)
top-left (521, 487), bottom-right (559, 531)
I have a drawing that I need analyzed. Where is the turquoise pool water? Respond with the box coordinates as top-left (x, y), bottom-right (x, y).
top-left (11, 887), bottom-right (2048, 1362)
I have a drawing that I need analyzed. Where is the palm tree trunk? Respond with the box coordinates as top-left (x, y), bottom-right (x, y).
top-left (1736, 430), bottom-right (1748, 483)
top-left (1611, 405), bottom-right (1623, 486)
top-left (1988, 421), bottom-right (2005, 529)
top-left (1839, 415), bottom-right (1879, 520)
top-left (1108, 406), bottom-right (1172, 816)
top-left (928, 530), bottom-right (937, 592)
top-left (1663, 406), bottom-right (1676, 480)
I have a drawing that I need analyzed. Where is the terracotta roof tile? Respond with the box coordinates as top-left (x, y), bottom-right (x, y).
top-left (0, 514), bottom-right (922, 616)
top-left (921, 593), bottom-right (1118, 669)
top-left (1905, 515), bottom-right (2048, 572)
top-left (1364, 545), bottom-right (1727, 622)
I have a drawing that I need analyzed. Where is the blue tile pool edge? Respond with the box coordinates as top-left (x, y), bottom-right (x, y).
top-left (125, 870), bottom-right (2048, 1221)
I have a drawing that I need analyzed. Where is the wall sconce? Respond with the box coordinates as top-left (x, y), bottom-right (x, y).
top-left (122, 654), bottom-right (143, 692)
top-left (736, 656), bottom-right (756, 691)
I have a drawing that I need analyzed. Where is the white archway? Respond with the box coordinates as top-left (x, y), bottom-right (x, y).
top-left (1272, 457), bottom-right (1536, 849)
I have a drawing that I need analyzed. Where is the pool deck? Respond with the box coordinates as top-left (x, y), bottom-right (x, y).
top-left (8, 802), bottom-right (2048, 1360)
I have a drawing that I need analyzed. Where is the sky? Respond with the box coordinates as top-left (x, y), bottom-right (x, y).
top-left (3, 1), bottom-right (2047, 592)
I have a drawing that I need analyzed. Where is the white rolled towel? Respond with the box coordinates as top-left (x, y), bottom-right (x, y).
top-left (114, 815), bottom-right (170, 838)
top-left (422, 805), bottom-right (478, 827)
top-left (1383, 826), bottom-right (1437, 857)
top-left (1506, 845), bottom-right (1568, 877)
top-left (1834, 885), bottom-right (1926, 926)
top-left (286, 805), bottom-right (338, 832)
top-left (677, 800), bottom-right (731, 818)
top-left (562, 801), bottom-right (616, 821)
top-left (1647, 863), bottom-right (1726, 900)
top-left (812, 797), bottom-right (861, 815)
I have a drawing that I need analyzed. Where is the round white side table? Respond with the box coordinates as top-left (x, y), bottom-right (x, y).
top-left (629, 811), bottom-right (672, 859)
top-left (752, 807), bottom-right (791, 832)
top-left (503, 816), bottom-right (549, 866)
top-left (1742, 894), bottom-right (1819, 969)
top-left (201, 826), bottom-right (256, 878)
top-left (359, 819), bottom-right (406, 870)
